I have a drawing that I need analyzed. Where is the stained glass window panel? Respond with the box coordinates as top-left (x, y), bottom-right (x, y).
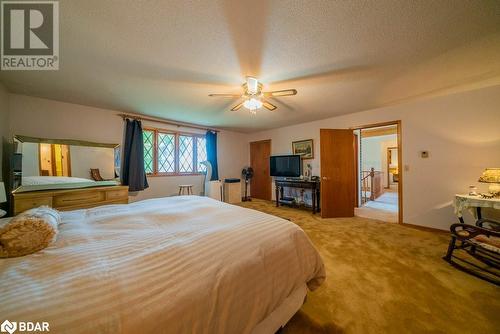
top-left (157, 133), bottom-right (175, 173)
top-left (143, 130), bottom-right (154, 174)
top-left (197, 137), bottom-right (207, 172)
top-left (179, 135), bottom-right (194, 173)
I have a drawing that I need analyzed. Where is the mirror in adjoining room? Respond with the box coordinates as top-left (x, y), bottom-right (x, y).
top-left (387, 147), bottom-right (399, 186)
top-left (13, 135), bottom-right (121, 193)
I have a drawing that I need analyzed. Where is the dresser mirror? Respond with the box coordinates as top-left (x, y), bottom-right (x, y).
top-left (387, 146), bottom-right (399, 185)
top-left (13, 135), bottom-right (121, 193)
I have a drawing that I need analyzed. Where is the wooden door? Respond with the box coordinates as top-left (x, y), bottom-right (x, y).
top-left (320, 129), bottom-right (355, 218)
top-left (53, 144), bottom-right (64, 176)
top-left (61, 145), bottom-right (72, 177)
top-left (39, 143), bottom-right (53, 176)
top-left (250, 140), bottom-right (271, 200)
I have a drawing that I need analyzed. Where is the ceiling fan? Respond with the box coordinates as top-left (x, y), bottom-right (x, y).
top-left (208, 77), bottom-right (297, 114)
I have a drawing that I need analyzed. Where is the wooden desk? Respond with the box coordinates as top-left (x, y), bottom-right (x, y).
top-left (275, 179), bottom-right (320, 214)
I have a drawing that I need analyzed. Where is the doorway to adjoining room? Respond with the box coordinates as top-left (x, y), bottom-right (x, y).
top-left (39, 143), bottom-right (72, 177)
top-left (354, 124), bottom-right (400, 223)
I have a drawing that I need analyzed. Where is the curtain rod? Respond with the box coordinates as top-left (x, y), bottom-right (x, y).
top-left (118, 113), bottom-right (220, 133)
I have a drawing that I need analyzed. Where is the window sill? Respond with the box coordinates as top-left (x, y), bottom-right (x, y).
top-left (147, 173), bottom-right (205, 177)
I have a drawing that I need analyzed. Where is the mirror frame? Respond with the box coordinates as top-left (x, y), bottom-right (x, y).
top-left (14, 135), bottom-right (119, 148)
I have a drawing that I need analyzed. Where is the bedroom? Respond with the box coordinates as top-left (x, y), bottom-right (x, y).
top-left (0, 1), bottom-right (499, 333)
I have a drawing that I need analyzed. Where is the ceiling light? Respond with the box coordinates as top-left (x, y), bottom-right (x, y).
top-left (246, 77), bottom-right (259, 94)
top-left (243, 98), bottom-right (262, 112)
top-left (209, 77), bottom-right (297, 113)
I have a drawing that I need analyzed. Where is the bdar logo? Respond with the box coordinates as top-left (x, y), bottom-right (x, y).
top-left (0, 320), bottom-right (17, 334)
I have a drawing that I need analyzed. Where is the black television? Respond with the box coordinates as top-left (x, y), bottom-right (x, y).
top-left (270, 155), bottom-right (302, 177)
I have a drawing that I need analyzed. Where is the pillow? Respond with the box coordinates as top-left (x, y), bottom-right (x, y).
top-left (473, 235), bottom-right (500, 254)
top-left (0, 206), bottom-right (61, 258)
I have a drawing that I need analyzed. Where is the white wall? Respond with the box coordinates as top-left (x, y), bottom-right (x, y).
top-left (361, 134), bottom-right (397, 188)
top-left (246, 85), bottom-right (500, 230)
top-left (21, 142), bottom-right (39, 176)
top-left (361, 134), bottom-right (397, 170)
top-left (8, 94), bottom-right (249, 202)
top-left (70, 146), bottom-right (115, 179)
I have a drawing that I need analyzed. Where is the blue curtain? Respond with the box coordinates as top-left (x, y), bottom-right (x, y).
top-left (206, 131), bottom-right (219, 181)
top-left (121, 119), bottom-right (149, 191)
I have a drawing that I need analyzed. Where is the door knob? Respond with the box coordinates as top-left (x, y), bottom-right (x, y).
top-left (322, 177), bottom-right (327, 180)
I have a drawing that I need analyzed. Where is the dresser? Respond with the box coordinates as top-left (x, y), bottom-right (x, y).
top-left (12, 185), bottom-right (129, 215)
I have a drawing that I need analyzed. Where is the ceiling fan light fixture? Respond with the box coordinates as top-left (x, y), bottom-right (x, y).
top-left (243, 98), bottom-right (262, 111)
top-left (209, 77), bottom-right (296, 113)
top-left (246, 77), bottom-right (259, 94)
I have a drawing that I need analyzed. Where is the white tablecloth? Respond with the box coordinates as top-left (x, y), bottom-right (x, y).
top-left (453, 194), bottom-right (500, 218)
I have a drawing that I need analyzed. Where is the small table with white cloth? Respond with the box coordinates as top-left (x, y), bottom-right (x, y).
top-left (453, 194), bottom-right (500, 224)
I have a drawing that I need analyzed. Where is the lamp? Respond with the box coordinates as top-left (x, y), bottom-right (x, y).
top-left (243, 98), bottom-right (263, 113)
top-left (0, 182), bottom-right (6, 218)
top-left (478, 168), bottom-right (500, 195)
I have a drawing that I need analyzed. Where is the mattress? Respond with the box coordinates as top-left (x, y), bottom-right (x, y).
top-left (0, 196), bottom-right (325, 334)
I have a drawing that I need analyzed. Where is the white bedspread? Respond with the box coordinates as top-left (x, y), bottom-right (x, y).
top-left (0, 196), bottom-right (325, 334)
top-left (22, 176), bottom-right (94, 185)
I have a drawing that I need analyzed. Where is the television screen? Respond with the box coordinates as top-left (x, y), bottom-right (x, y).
top-left (270, 155), bottom-right (302, 177)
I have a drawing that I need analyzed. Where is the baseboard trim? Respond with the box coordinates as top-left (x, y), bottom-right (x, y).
top-left (401, 222), bottom-right (448, 233)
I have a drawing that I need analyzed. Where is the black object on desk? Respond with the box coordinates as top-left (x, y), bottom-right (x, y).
top-left (275, 179), bottom-right (320, 214)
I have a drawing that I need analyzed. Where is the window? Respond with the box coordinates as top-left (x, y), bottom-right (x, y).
top-left (143, 128), bottom-right (207, 175)
top-left (158, 132), bottom-right (175, 173)
top-left (178, 135), bottom-right (194, 173)
top-left (143, 130), bottom-right (154, 174)
top-left (197, 137), bottom-right (207, 172)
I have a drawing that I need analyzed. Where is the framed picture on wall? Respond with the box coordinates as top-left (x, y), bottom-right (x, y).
top-left (292, 139), bottom-right (314, 159)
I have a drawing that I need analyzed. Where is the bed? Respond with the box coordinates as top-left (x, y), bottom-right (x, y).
top-left (0, 196), bottom-right (325, 334)
top-left (17, 176), bottom-right (120, 193)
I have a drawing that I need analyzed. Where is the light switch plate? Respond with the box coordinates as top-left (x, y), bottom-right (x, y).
top-left (420, 151), bottom-right (429, 158)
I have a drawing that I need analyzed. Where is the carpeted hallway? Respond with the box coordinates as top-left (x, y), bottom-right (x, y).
top-left (238, 200), bottom-right (500, 334)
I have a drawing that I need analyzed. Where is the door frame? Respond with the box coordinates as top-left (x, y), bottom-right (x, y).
top-left (351, 120), bottom-right (403, 224)
top-left (354, 132), bottom-right (359, 207)
top-left (249, 139), bottom-right (272, 201)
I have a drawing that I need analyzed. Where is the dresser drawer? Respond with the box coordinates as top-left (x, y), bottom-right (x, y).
top-left (15, 197), bottom-right (53, 214)
top-left (53, 191), bottom-right (105, 207)
top-left (106, 188), bottom-right (128, 201)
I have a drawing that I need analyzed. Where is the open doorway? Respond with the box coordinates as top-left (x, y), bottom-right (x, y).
top-left (353, 122), bottom-right (402, 223)
top-left (39, 143), bottom-right (72, 177)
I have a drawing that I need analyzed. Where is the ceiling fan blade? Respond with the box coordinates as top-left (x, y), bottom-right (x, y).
top-left (262, 100), bottom-right (277, 111)
top-left (208, 93), bottom-right (242, 97)
top-left (230, 102), bottom-right (244, 111)
top-left (263, 89), bottom-right (297, 97)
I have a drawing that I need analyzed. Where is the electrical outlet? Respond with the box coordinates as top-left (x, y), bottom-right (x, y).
top-left (404, 165), bottom-right (410, 172)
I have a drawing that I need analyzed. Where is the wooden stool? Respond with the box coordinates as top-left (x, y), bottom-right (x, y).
top-left (178, 185), bottom-right (194, 195)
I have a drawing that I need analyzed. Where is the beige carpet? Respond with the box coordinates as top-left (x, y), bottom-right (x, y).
top-left (238, 200), bottom-right (500, 334)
